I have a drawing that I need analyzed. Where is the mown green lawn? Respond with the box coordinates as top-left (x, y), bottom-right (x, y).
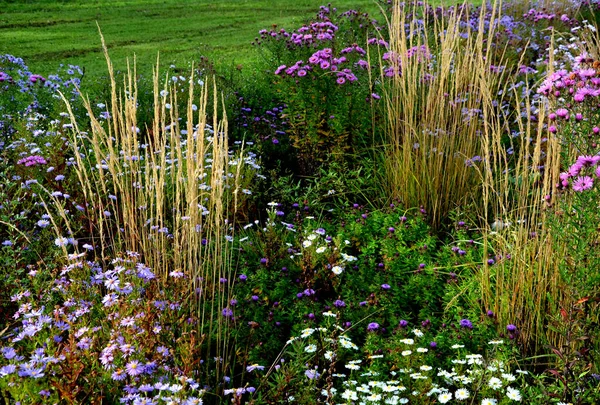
top-left (0, 0), bottom-right (391, 79)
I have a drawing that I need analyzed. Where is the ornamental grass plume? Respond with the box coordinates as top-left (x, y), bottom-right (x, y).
top-left (379, 0), bottom-right (507, 229)
top-left (473, 30), bottom-right (566, 360)
top-left (54, 27), bottom-right (254, 386)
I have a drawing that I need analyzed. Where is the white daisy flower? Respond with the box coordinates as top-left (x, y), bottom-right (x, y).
top-left (304, 344), bottom-right (317, 353)
top-left (455, 388), bottom-right (470, 400)
top-left (488, 377), bottom-right (503, 390)
top-left (506, 387), bottom-right (522, 401)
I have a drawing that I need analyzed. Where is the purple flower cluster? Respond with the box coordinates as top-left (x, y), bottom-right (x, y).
top-left (257, 20), bottom-right (338, 48)
top-left (17, 155), bottom-right (47, 167)
top-left (275, 47), bottom-right (359, 84)
top-left (522, 8), bottom-right (574, 25)
top-left (0, 253), bottom-right (206, 403)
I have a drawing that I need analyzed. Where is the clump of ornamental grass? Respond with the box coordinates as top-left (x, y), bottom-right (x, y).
top-left (456, 26), bottom-right (565, 360)
top-left (47, 30), bottom-right (256, 390)
top-left (472, 25), bottom-right (598, 372)
top-left (378, 0), bottom-right (510, 230)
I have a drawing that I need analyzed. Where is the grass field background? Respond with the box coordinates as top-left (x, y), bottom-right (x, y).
top-left (0, 0), bottom-right (392, 79)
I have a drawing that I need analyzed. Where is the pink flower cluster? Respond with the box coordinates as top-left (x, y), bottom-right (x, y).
top-left (538, 62), bottom-right (600, 102)
top-left (367, 37), bottom-right (389, 47)
top-left (380, 45), bottom-right (431, 77)
top-left (274, 48), bottom-right (358, 84)
top-left (17, 155), bottom-right (47, 167)
top-left (29, 74), bottom-right (45, 83)
top-left (258, 20), bottom-right (339, 48)
top-left (341, 44), bottom-right (367, 56)
top-left (558, 155), bottom-right (600, 192)
top-left (522, 8), bottom-right (559, 22)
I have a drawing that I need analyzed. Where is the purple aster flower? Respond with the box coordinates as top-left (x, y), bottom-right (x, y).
top-left (0, 365), bottom-right (16, 376)
top-left (333, 299), bottom-right (346, 308)
top-left (507, 324), bottom-right (517, 332)
top-left (125, 360), bottom-right (144, 376)
top-left (305, 369), bottom-right (320, 379)
top-left (239, 274), bottom-right (247, 281)
top-left (246, 364), bottom-right (265, 372)
top-left (2, 347), bottom-right (17, 360)
top-left (399, 320), bottom-right (408, 328)
top-left (111, 368), bottom-right (127, 381)
top-left (222, 308), bottom-right (233, 318)
top-left (381, 284), bottom-right (391, 290)
top-left (367, 322), bottom-right (379, 331)
top-left (459, 319), bottom-right (473, 329)
top-left (76, 337), bottom-right (92, 350)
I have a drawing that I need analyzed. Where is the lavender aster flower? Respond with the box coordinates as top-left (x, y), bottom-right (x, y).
top-left (367, 322), bottom-right (379, 331)
top-left (125, 360), bottom-right (144, 376)
top-left (459, 319), bottom-right (473, 329)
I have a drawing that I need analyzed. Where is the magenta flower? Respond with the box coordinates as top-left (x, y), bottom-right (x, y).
top-left (572, 176), bottom-right (594, 192)
top-left (555, 108), bottom-right (569, 119)
top-left (17, 155), bottom-right (47, 167)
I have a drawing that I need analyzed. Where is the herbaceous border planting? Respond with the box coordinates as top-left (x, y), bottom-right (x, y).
top-left (0, 0), bottom-right (600, 404)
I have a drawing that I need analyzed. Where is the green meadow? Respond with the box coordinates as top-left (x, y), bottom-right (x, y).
top-left (0, 0), bottom-right (386, 78)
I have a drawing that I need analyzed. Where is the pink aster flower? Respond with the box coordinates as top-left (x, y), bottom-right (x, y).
top-left (274, 65), bottom-right (287, 75)
top-left (572, 176), bottom-right (594, 192)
